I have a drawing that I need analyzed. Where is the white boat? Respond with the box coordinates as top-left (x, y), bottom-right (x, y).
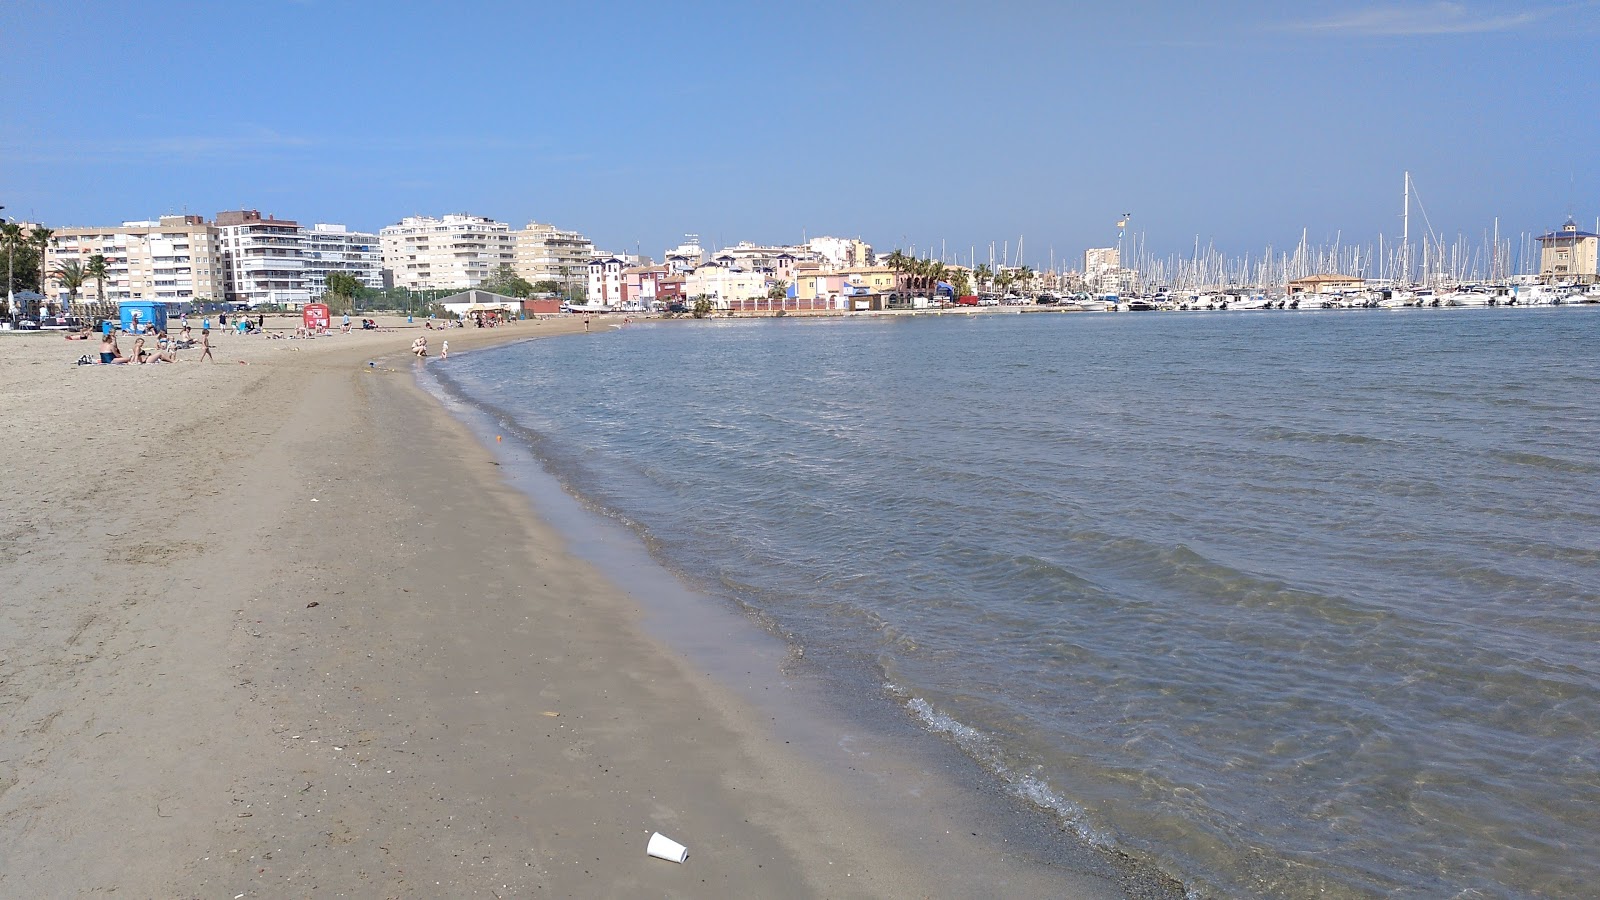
top-left (1444, 288), bottom-right (1493, 307)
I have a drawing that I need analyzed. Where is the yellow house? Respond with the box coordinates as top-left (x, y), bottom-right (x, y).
top-left (839, 266), bottom-right (900, 293)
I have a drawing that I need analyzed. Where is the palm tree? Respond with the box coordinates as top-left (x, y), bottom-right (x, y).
top-left (883, 249), bottom-right (910, 295)
top-left (51, 259), bottom-right (88, 314)
top-left (974, 263), bottom-right (993, 293)
top-left (30, 226), bottom-right (53, 318)
top-left (85, 254), bottom-right (109, 309)
top-left (1, 222), bottom-right (22, 317)
top-left (926, 260), bottom-right (946, 299)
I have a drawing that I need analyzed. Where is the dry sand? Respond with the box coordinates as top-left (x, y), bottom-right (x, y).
top-left (0, 315), bottom-right (1166, 897)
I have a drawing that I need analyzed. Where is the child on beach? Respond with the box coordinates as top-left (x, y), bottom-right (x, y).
top-left (441, 340), bottom-right (448, 360)
top-left (200, 328), bottom-right (213, 362)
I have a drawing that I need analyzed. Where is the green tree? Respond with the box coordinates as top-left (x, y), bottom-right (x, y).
top-left (531, 279), bottom-right (561, 295)
top-left (691, 295), bottom-right (713, 319)
top-left (950, 270), bottom-right (973, 298)
top-left (483, 263), bottom-right (534, 298)
top-left (51, 259), bottom-right (87, 312)
top-left (974, 263), bottom-right (993, 292)
top-left (84, 254), bottom-right (110, 307)
top-left (766, 280), bottom-right (789, 301)
top-left (324, 271), bottom-right (361, 314)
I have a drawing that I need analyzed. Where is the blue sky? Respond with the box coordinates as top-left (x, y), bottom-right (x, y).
top-left (3, 1), bottom-right (1597, 269)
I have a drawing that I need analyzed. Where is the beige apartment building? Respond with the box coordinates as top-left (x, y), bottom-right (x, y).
top-left (513, 222), bottom-right (593, 292)
top-left (44, 215), bottom-right (225, 304)
top-left (1537, 219), bottom-right (1599, 284)
top-left (381, 214), bottom-right (516, 290)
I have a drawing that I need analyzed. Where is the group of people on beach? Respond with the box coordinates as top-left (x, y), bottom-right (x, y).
top-left (92, 325), bottom-right (211, 364)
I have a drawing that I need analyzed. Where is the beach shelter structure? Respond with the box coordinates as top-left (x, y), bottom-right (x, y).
top-left (303, 302), bottom-right (331, 331)
top-left (440, 289), bottom-right (523, 319)
top-left (119, 300), bottom-right (167, 333)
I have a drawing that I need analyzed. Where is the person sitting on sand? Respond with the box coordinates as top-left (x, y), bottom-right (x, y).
top-left (130, 337), bottom-right (150, 363)
top-left (99, 332), bottom-right (120, 364)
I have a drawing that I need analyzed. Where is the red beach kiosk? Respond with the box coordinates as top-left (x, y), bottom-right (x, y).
top-left (303, 303), bottom-right (330, 332)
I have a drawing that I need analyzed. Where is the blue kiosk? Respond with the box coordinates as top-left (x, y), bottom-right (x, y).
top-left (119, 300), bottom-right (167, 334)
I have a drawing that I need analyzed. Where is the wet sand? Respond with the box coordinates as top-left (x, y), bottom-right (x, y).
top-left (0, 316), bottom-right (1167, 897)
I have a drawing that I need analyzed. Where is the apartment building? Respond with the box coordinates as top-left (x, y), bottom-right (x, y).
top-left (513, 222), bottom-right (593, 292)
top-left (806, 236), bottom-right (874, 270)
top-left (587, 256), bottom-right (627, 307)
top-left (215, 210), bottom-right (308, 306)
top-left (44, 215), bottom-right (225, 304)
top-left (302, 224), bottom-right (383, 298)
top-left (684, 261), bottom-right (772, 305)
top-left (380, 214), bottom-right (516, 290)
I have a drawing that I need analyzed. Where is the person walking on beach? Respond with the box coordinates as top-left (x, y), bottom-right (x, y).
top-left (199, 328), bottom-right (213, 362)
top-left (583, 313), bottom-right (590, 332)
top-left (441, 339), bottom-right (448, 360)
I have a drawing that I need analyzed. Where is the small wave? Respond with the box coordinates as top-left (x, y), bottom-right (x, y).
top-left (1258, 426), bottom-right (1392, 446)
top-left (892, 687), bottom-right (1114, 852)
top-left (1492, 450), bottom-right (1600, 475)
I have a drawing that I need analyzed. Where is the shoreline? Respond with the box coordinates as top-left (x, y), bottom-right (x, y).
top-left (0, 316), bottom-right (1172, 896)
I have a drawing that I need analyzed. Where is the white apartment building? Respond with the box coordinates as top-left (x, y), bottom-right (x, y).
top-left (513, 222), bottom-right (593, 292)
top-left (215, 210), bottom-right (309, 306)
top-left (1083, 247), bottom-right (1120, 286)
top-left (44, 215), bottom-right (225, 304)
top-left (684, 261), bottom-right (771, 306)
top-left (806, 236), bottom-right (874, 270)
top-left (664, 236), bottom-right (706, 273)
top-left (302, 224), bottom-right (383, 298)
top-left (587, 256), bottom-right (627, 307)
top-left (380, 214), bottom-right (516, 291)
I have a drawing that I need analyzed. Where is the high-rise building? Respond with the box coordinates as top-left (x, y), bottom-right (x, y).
top-left (215, 210), bottom-right (308, 306)
top-left (45, 215), bottom-right (225, 304)
top-left (513, 222), bottom-right (593, 293)
top-left (302, 224), bottom-right (383, 298)
top-left (380, 214), bottom-right (516, 290)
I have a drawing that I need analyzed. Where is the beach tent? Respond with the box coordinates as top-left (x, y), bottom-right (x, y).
top-left (119, 300), bottom-right (167, 334)
top-left (303, 303), bottom-right (330, 331)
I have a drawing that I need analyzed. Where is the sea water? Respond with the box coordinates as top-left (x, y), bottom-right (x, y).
top-left (437, 308), bottom-right (1600, 898)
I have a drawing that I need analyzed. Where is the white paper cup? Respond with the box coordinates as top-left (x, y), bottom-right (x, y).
top-left (647, 831), bottom-right (688, 863)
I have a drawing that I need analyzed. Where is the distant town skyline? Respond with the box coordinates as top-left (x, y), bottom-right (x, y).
top-left (4, 1), bottom-right (1597, 269)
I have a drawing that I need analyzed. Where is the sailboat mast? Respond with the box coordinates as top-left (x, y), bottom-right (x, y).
top-left (1402, 171), bottom-right (1411, 286)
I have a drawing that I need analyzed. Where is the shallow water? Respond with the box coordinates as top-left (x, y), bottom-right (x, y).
top-left (441, 308), bottom-right (1600, 898)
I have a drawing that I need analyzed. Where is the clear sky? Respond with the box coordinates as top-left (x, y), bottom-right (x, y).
top-left (3, 1), bottom-right (1597, 269)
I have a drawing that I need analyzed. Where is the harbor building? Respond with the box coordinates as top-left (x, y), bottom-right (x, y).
top-left (1287, 274), bottom-right (1366, 296)
top-left (380, 214), bottom-right (516, 291)
top-left (215, 210), bottom-right (309, 306)
top-left (1537, 219), bottom-right (1598, 284)
top-left (44, 215), bottom-right (226, 304)
top-left (302, 224), bottom-right (383, 298)
top-left (513, 222), bottom-right (594, 294)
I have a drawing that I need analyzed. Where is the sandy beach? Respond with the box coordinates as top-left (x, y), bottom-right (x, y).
top-left (0, 316), bottom-right (1168, 898)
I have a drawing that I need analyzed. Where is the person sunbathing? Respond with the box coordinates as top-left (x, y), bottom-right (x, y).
top-left (99, 333), bottom-right (120, 364)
